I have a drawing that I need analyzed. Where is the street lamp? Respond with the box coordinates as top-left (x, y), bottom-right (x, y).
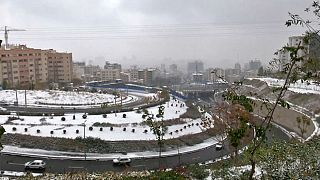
top-left (114, 96), bottom-right (117, 117)
top-left (177, 144), bottom-right (181, 166)
top-left (82, 120), bottom-right (87, 160)
top-left (73, 108), bottom-right (76, 120)
top-left (0, 146), bottom-right (3, 176)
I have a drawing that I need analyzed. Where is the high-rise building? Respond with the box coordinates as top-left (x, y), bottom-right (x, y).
top-left (235, 62), bottom-right (241, 71)
top-left (104, 61), bottom-right (121, 71)
top-left (289, 34), bottom-right (320, 69)
top-left (96, 61), bottom-right (122, 81)
top-left (169, 64), bottom-right (178, 73)
top-left (278, 49), bottom-right (289, 72)
top-left (187, 60), bottom-right (204, 75)
top-left (137, 68), bottom-right (160, 85)
top-left (249, 60), bottom-right (262, 71)
top-left (97, 68), bottom-right (120, 81)
top-left (47, 49), bottom-right (73, 83)
top-left (73, 62), bottom-right (85, 80)
top-left (0, 45), bottom-right (72, 88)
top-left (206, 68), bottom-right (225, 82)
top-left (125, 66), bottom-right (139, 82)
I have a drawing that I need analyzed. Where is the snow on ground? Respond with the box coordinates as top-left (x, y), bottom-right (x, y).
top-left (0, 97), bottom-right (209, 141)
top-left (249, 78), bottom-right (320, 94)
top-left (209, 165), bottom-right (262, 179)
top-left (0, 90), bottom-right (155, 106)
top-left (0, 90), bottom-right (116, 105)
top-left (0, 171), bottom-right (42, 179)
top-left (2, 119), bottom-right (203, 141)
top-left (1, 98), bottom-right (187, 125)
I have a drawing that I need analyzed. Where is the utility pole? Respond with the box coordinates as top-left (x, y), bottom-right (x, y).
top-left (24, 89), bottom-right (27, 108)
top-left (0, 26), bottom-right (26, 49)
top-left (83, 120), bottom-right (87, 160)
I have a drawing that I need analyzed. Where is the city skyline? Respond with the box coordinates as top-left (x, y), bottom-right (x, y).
top-left (0, 0), bottom-right (311, 68)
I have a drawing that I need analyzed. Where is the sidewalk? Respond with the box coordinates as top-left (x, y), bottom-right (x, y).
top-left (1, 137), bottom-right (218, 160)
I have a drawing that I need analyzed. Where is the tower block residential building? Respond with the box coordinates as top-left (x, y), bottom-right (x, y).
top-left (0, 45), bottom-right (72, 89)
top-left (47, 49), bottom-right (73, 83)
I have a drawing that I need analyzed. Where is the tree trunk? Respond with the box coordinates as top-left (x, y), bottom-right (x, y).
top-left (159, 142), bottom-right (162, 169)
top-left (249, 158), bottom-right (256, 180)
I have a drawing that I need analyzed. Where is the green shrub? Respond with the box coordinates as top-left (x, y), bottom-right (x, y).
top-left (188, 164), bottom-right (210, 180)
top-left (149, 170), bottom-right (186, 180)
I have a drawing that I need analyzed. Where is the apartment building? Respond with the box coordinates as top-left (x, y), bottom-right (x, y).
top-left (0, 45), bottom-right (48, 88)
top-left (47, 49), bottom-right (72, 83)
top-left (96, 61), bottom-right (121, 81)
top-left (280, 34), bottom-right (320, 71)
top-left (73, 62), bottom-right (85, 80)
top-left (206, 68), bottom-right (225, 82)
top-left (137, 68), bottom-right (159, 85)
top-left (97, 68), bottom-right (121, 81)
top-left (0, 45), bottom-right (72, 88)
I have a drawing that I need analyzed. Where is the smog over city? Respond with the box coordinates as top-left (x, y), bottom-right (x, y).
top-left (0, 1), bottom-right (320, 179)
top-left (0, 0), bottom-right (310, 69)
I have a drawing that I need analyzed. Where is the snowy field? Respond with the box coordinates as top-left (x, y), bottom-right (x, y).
top-left (249, 78), bottom-right (320, 94)
top-left (0, 90), bottom-right (158, 108)
top-left (0, 97), bottom-right (213, 141)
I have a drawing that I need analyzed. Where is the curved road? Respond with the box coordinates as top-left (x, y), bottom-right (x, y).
top-left (0, 91), bottom-right (291, 174)
top-left (0, 125), bottom-right (289, 174)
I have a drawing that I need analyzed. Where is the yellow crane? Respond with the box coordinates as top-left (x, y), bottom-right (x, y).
top-left (0, 26), bottom-right (26, 49)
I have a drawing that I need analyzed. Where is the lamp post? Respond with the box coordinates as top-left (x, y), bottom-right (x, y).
top-left (177, 144), bottom-right (181, 166)
top-left (0, 146), bottom-right (2, 176)
top-left (73, 108), bottom-right (76, 120)
top-left (83, 120), bottom-right (87, 160)
top-left (114, 96), bottom-right (117, 117)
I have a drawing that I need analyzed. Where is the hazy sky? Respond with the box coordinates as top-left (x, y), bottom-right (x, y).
top-left (0, 0), bottom-right (313, 69)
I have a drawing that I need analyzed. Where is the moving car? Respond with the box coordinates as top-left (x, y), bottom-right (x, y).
top-left (24, 160), bottom-right (46, 170)
top-left (113, 157), bottom-right (131, 165)
top-left (215, 143), bottom-right (223, 151)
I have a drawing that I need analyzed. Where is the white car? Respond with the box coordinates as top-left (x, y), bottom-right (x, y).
top-left (215, 143), bottom-right (223, 151)
top-left (24, 160), bottom-right (46, 170)
top-left (113, 157), bottom-right (131, 165)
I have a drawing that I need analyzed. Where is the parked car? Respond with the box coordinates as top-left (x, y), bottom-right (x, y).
top-left (24, 160), bottom-right (46, 170)
top-left (215, 143), bottom-right (223, 151)
top-left (113, 157), bottom-right (131, 165)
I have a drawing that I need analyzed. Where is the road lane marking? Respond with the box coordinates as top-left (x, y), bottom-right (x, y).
top-left (68, 166), bottom-right (85, 169)
top-left (132, 165), bottom-right (145, 168)
top-left (192, 157), bottom-right (200, 160)
top-left (8, 162), bottom-right (25, 166)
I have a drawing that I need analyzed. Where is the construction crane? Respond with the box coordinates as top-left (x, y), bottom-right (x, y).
top-left (0, 26), bottom-right (26, 49)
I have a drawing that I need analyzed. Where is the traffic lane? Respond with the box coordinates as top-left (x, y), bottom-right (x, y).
top-left (0, 155), bottom-right (114, 173)
top-left (0, 125), bottom-right (290, 173)
top-left (0, 144), bottom-right (226, 173)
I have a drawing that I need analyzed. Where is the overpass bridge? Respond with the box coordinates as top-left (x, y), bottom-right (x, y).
top-left (171, 82), bottom-right (229, 99)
